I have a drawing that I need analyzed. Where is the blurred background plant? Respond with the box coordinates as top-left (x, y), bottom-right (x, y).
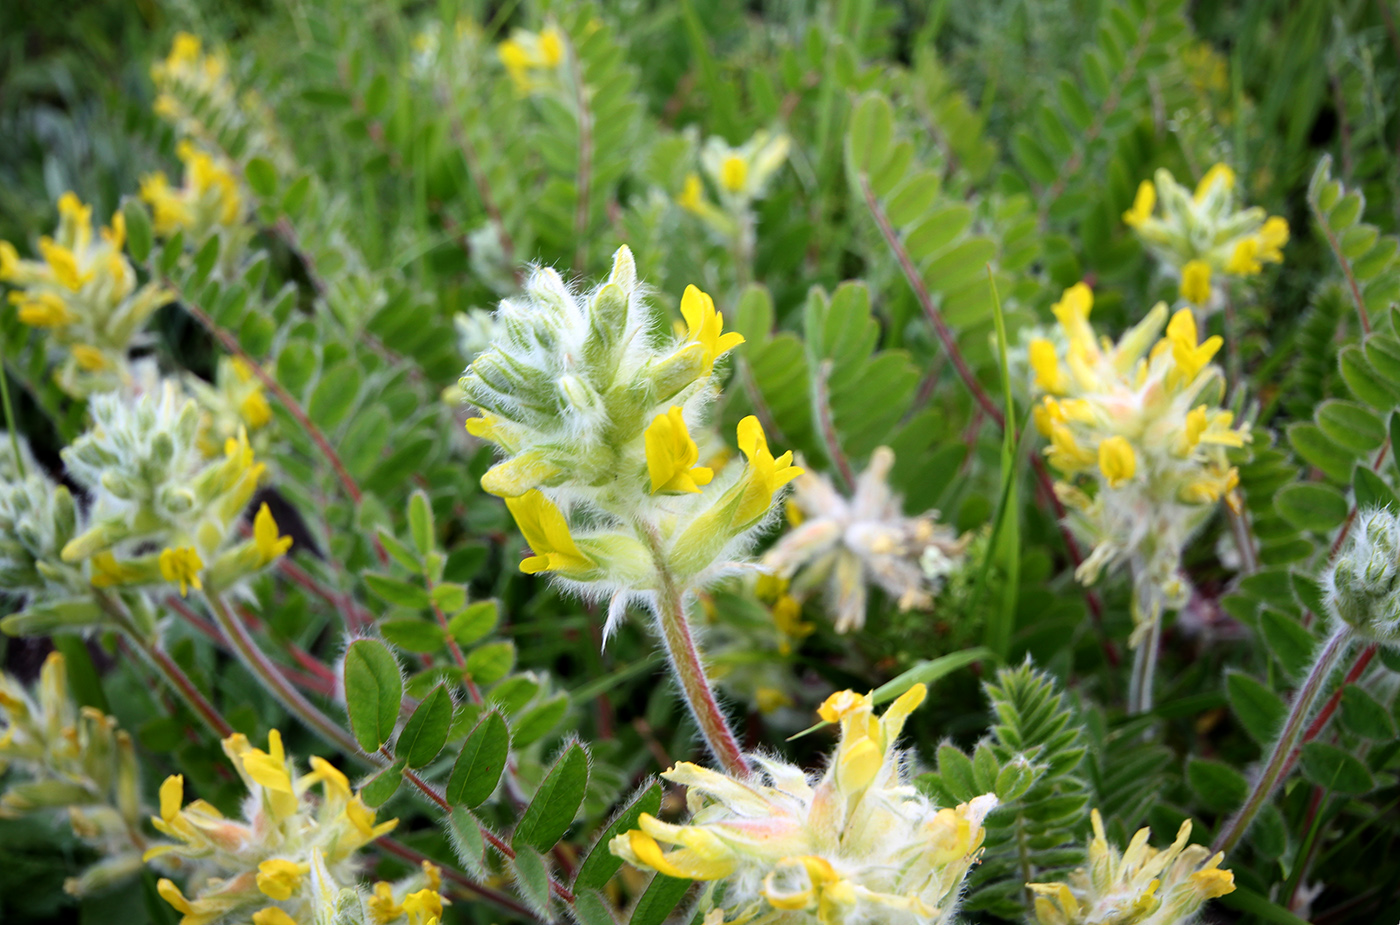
top-left (2, 0), bottom-right (1400, 923)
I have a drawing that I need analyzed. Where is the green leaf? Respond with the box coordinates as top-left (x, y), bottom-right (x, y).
top-left (1186, 758), bottom-right (1248, 812)
top-left (343, 640), bottom-right (402, 751)
top-left (191, 234), bottom-right (220, 285)
top-left (397, 684), bottom-right (453, 768)
top-left (308, 365), bottom-right (360, 431)
top-left (1219, 885), bottom-right (1315, 925)
top-left (629, 872), bottom-right (692, 925)
top-left (572, 890), bottom-right (618, 925)
top-left (847, 92), bottom-right (894, 175)
top-left (159, 228), bottom-right (184, 274)
top-left (244, 157), bottom-right (278, 198)
top-left (513, 693), bottom-right (569, 748)
top-left (360, 759), bottom-right (405, 807)
top-left (409, 489), bottom-right (435, 556)
top-left (1287, 422), bottom-right (1357, 484)
top-left (122, 199), bottom-right (153, 263)
top-left (1316, 400), bottom-right (1385, 453)
top-left (431, 583), bottom-right (467, 614)
top-left (1258, 609), bottom-right (1317, 680)
top-left (448, 601), bottom-right (499, 646)
top-left (936, 744), bottom-right (979, 802)
top-left (1299, 741), bottom-right (1375, 794)
top-left (1353, 467), bottom-right (1400, 511)
top-left (512, 845), bottom-right (552, 918)
top-left (447, 806), bottom-right (488, 878)
top-left (1225, 671), bottom-right (1285, 745)
top-left (466, 641), bottom-right (516, 685)
top-left (574, 782), bottom-right (663, 891)
top-left (1339, 345), bottom-right (1400, 408)
top-left (447, 711), bottom-right (510, 808)
top-left (1274, 482), bottom-right (1349, 532)
top-left (1339, 685), bottom-right (1396, 739)
top-left (513, 743), bottom-right (589, 852)
top-left (363, 573), bottom-right (430, 609)
top-left (380, 619), bottom-right (444, 654)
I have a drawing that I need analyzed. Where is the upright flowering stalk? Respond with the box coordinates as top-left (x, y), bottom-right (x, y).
top-left (0, 653), bottom-right (151, 897)
top-left (1029, 810), bottom-right (1234, 925)
top-left (461, 245), bottom-right (800, 773)
top-left (145, 728), bottom-right (444, 925)
top-left (610, 684), bottom-right (998, 924)
top-left (1123, 164), bottom-right (1289, 313)
top-left (0, 192), bottom-right (170, 396)
top-left (764, 446), bottom-right (967, 633)
top-left (50, 383), bottom-right (291, 615)
top-left (678, 130), bottom-right (790, 281)
top-left (140, 139), bottom-right (251, 266)
top-left (1027, 283), bottom-right (1250, 711)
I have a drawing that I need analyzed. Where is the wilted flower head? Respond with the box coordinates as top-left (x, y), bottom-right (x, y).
top-left (55, 382), bottom-right (290, 603)
top-left (610, 684), bottom-right (997, 924)
top-left (1124, 164), bottom-right (1289, 311)
top-left (1029, 810), bottom-right (1234, 925)
top-left (461, 247), bottom-right (799, 627)
top-left (146, 728), bottom-right (442, 925)
top-left (497, 25), bottom-right (567, 93)
top-left (1028, 283), bottom-right (1250, 640)
top-left (764, 447), bottom-right (967, 633)
top-left (0, 192), bottom-right (170, 396)
top-left (0, 653), bottom-right (150, 896)
top-left (1324, 507), bottom-right (1400, 646)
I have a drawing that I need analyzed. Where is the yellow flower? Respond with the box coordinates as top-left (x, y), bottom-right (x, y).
top-left (677, 173), bottom-right (707, 214)
top-left (1029, 338), bottom-right (1068, 395)
top-left (402, 888), bottom-right (444, 925)
top-left (240, 389), bottom-right (272, 428)
top-left (720, 155), bottom-right (748, 193)
top-left (504, 489), bottom-right (596, 575)
top-left (681, 285), bottom-right (745, 374)
top-left (1166, 308), bottom-right (1222, 385)
top-left (159, 546), bottom-right (204, 597)
top-left (1180, 260), bottom-right (1212, 305)
top-left (159, 774), bottom-right (183, 823)
top-left (1123, 179), bottom-right (1156, 227)
top-left (70, 345), bottom-right (112, 372)
top-left (141, 172), bottom-right (193, 235)
top-left (368, 881), bottom-right (404, 923)
top-left (1098, 436), bottom-right (1136, 487)
top-left (299, 755), bottom-right (350, 800)
top-left (1046, 424), bottom-right (1096, 474)
top-left (645, 406), bottom-right (714, 494)
top-left (253, 503), bottom-right (293, 565)
top-left (257, 858), bottom-right (309, 901)
top-left (1051, 282), bottom-right (1095, 356)
top-left (37, 238), bottom-right (90, 291)
top-left (734, 416), bottom-right (802, 525)
top-left (0, 240), bottom-right (20, 279)
top-left (344, 793), bottom-right (399, 843)
top-left (538, 27), bottom-right (565, 67)
top-left (1226, 237), bottom-right (1260, 275)
top-left (12, 291), bottom-right (74, 328)
top-left (90, 551), bottom-right (145, 589)
top-left (252, 909), bottom-right (297, 925)
top-left (1193, 162), bottom-right (1235, 203)
top-left (1257, 215), bottom-right (1289, 263)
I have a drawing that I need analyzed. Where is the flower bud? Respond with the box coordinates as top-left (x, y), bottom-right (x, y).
top-left (1325, 507), bottom-right (1400, 645)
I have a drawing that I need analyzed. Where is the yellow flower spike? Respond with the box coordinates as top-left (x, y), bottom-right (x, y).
top-left (253, 503), bottom-right (293, 565)
top-left (1180, 260), bottom-right (1212, 305)
top-left (720, 155), bottom-right (749, 193)
top-left (1257, 215), bottom-right (1289, 263)
top-left (1123, 179), bottom-right (1156, 227)
top-left (646, 406), bottom-right (714, 494)
top-left (252, 909), bottom-right (298, 925)
top-left (159, 546), bottom-right (204, 597)
top-left (681, 284), bottom-right (746, 373)
top-left (1029, 339), bottom-right (1069, 395)
top-left (368, 881), bottom-right (404, 924)
top-left (734, 415), bottom-right (803, 524)
top-left (538, 27), bottom-right (565, 67)
top-left (1193, 163), bottom-right (1236, 203)
top-left (402, 888), bottom-right (444, 925)
top-left (159, 774), bottom-right (183, 823)
top-left (1098, 436), bottom-right (1136, 488)
top-left (1226, 237), bottom-right (1261, 275)
top-left (256, 858), bottom-right (310, 901)
top-left (504, 489), bottom-right (596, 575)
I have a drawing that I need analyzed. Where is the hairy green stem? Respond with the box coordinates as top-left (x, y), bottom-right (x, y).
top-left (1214, 625), bottom-right (1353, 855)
top-left (0, 362), bottom-right (23, 477)
top-left (204, 589), bottom-right (367, 760)
top-left (1127, 616), bottom-right (1163, 715)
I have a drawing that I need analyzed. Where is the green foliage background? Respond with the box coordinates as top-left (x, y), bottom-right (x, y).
top-left (3, 0), bottom-right (1400, 923)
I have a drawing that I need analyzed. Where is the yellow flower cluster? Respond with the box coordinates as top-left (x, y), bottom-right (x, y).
top-left (679, 130), bottom-right (791, 239)
top-left (141, 140), bottom-right (244, 242)
top-left (461, 248), bottom-right (800, 628)
top-left (0, 653), bottom-right (151, 896)
top-left (1029, 810), bottom-right (1234, 925)
top-left (188, 356), bottom-right (274, 458)
top-left (611, 685), bottom-right (997, 925)
top-left (147, 729), bottom-right (445, 925)
top-left (58, 384), bottom-right (291, 601)
top-left (1028, 283), bottom-right (1249, 638)
top-left (764, 446), bottom-right (968, 633)
top-left (1124, 164), bottom-right (1288, 309)
top-left (0, 192), bottom-right (170, 396)
top-left (497, 25), bottom-right (567, 93)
